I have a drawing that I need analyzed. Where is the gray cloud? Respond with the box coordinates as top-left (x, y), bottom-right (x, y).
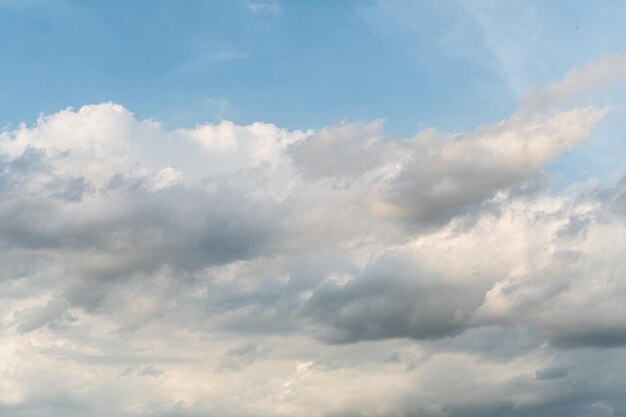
top-left (12, 299), bottom-right (73, 333)
top-left (217, 342), bottom-right (269, 371)
top-left (535, 365), bottom-right (569, 380)
top-left (288, 121), bottom-right (386, 179)
top-left (303, 252), bottom-right (485, 343)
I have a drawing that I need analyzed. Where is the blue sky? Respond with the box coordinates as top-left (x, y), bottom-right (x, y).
top-left (3, 0), bottom-right (625, 137)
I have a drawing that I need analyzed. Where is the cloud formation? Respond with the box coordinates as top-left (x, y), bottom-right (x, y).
top-left (1, 56), bottom-right (626, 417)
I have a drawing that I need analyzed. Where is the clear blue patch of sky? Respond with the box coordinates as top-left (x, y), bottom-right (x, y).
top-left (0, 0), bottom-right (519, 134)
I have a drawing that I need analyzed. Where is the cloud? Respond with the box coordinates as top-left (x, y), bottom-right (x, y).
top-left (520, 53), bottom-right (626, 114)
top-left (534, 365), bottom-right (569, 380)
top-left (302, 251), bottom-right (480, 343)
top-left (217, 342), bottom-right (269, 371)
top-left (369, 107), bottom-right (606, 227)
top-left (245, 1), bottom-right (281, 15)
top-left (1, 56), bottom-right (626, 416)
top-left (288, 121), bottom-right (386, 179)
top-left (12, 298), bottom-right (73, 333)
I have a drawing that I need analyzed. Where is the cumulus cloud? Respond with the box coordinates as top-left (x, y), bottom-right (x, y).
top-left (2, 56), bottom-right (626, 416)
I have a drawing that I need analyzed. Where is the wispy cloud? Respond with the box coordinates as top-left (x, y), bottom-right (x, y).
top-left (245, 0), bottom-right (281, 14)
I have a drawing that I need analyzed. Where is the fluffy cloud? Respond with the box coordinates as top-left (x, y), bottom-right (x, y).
top-left (2, 56), bottom-right (626, 417)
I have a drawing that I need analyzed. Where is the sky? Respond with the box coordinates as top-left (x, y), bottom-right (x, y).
top-left (2, 1), bottom-right (626, 416)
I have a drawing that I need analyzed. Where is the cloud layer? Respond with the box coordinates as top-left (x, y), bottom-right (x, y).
top-left (2, 58), bottom-right (626, 417)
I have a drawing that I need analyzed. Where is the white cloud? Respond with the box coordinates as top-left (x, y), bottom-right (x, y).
top-left (1, 56), bottom-right (626, 417)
